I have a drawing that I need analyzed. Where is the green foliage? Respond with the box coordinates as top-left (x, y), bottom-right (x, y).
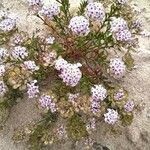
top-left (121, 113), bottom-right (134, 126)
top-left (77, 1), bottom-right (88, 15)
top-left (67, 114), bottom-right (88, 141)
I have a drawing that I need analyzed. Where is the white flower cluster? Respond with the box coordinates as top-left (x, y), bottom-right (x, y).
top-left (23, 60), bottom-right (39, 72)
top-left (109, 58), bottom-right (126, 79)
top-left (0, 48), bottom-right (9, 62)
top-left (104, 109), bottom-right (119, 125)
top-left (110, 17), bottom-right (132, 42)
top-left (39, 3), bottom-right (60, 20)
top-left (0, 17), bottom-right (16, 32)
top-left (90, 85), bottom-right (107, 114)
top-left (91, 84), bottom-right (107, 101)
top-left (10, 33), bottom-right (25, 46)
top-left (39, 94), bottom-right (57, 113)
top-left (85, 2), bottom-right (105, 22)
top-left (124, 100), bottom-right (134, 112)
top-left (0, 65), bottom-right (5, 76)
top-left (0, 80), bottom-right (7, 97)
top-left (114, 88), bottom-right (125, 101)
top-left (68, 16), bottom-right (90, 36)
top-left (55, 57), bottom-right (82, 87)
top-left (11, 46), bottom-right (28, 60)
top-left (27, 80), bottom-right (39, 98)
top-left (117, 0), bottom-right (128, 5)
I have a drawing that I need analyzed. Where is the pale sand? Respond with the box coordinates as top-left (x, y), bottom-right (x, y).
top-left (0, 0), bottom-right (150, 150)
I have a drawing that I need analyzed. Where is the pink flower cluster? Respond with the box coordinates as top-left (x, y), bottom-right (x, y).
top-left (68, 16), bottom-right (90, 36)
top-left (55, 57), bottom-right (82, 87)
top-left (124, 100), bottom-right (134, 112)
top-left (114, 88), bottom-right (125, 101)
top-left (39, 94), bottom-right (57, 113)
top-left (109, 58), bottom-right (126, 79)
top-left (85, 2), bottom-right (105, 22)
top-left (23, 60), bottom-right (39, 72)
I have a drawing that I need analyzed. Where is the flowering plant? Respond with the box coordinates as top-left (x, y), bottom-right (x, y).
top-left (0, 0), bottom-right (149, 149)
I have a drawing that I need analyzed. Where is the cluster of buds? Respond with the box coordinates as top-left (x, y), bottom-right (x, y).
top-left (68, 93), bottom-right (80, 104)
top-left (68, 16), bottom-right (90, 36)
top-left (7, 65), bottom-right (30, 89)
top-left (85, 2), bottom-right (105, 22)
top-left (108, 58), bottom-right (126, 79)
top-left (39, 94), bottom-right (57, 113)
top-left (55, 57), bottom-right (82, 87)
top-left (104, 109), bottom-right (119, 125)
top-left (27, 80), bottom-right (39, 98)
top-left (39, 2), bottom-right (60, 20)
top-left (110, 17), bottom-right (132, 42)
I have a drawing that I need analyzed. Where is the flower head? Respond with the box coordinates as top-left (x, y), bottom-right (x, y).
top-left (68, 16), bottom-right (90, 36)
top-left (110, 17), bottom-right (128, 33)
top-left (85, 2), bottom-right (105, 22)
top-left (91, 84), bottom-right (107, 101)
top-left (124, 100), bottom-right (134, 112)
top-left (45, 36), bottom-right (55, 44)
top-left (11, 46), bottom-right (28, 60)
top-left (39, 3), bottom-right (60, 20)
top-left (0, 18), bottom-right (16, 32)
top-left (39, 94), bottom-right (57, 113)
top-left (109, 58), bottom-right (126, 79)
top-left (59, 63), bottom-right (82, 87)
top-left (54, 57), bottom-right (68, 71)
top-left (23, 60), bottom-right (39, 72)
top-left (104, 109), bottom-right (119, 125)
top-left (27, 80), bottom-right (39, 98)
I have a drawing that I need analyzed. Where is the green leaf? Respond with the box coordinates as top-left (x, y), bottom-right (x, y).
top-left (77, 1), bottom-right (88, 15)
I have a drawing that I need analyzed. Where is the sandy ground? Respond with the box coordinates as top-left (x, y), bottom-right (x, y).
top-left (0, 0), bottom-right (150, 150)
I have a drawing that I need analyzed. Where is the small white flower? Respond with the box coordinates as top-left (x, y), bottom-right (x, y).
top-left (0, 65), bottom-right (5, 76)
top-left (27, 80), bottom-right (39, 98)
top-left (109, 58), bottom-right (126, 79)
top-left (11, 46), bottom-right (28, 60)
top-left (39, 2), bottom-right (60, 20)
top-left (0, 80), bottom-right (7, 96)
top-left (45, 36), bottom-right (55, 44)
top-left (124, 100), bottom-right (134, 112)
top-left (23, 60), bottom-right (39, 72)
top-left (0, 18), bottom-right (16, 32)
top-left (68, 16), bottom-right (90, 36)
top-left (104, 109), bottom-right (119, 125)
top-left (91, 84), bottom-right (107, 101)
top-left (85, 2), bottom-right (105, 22)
